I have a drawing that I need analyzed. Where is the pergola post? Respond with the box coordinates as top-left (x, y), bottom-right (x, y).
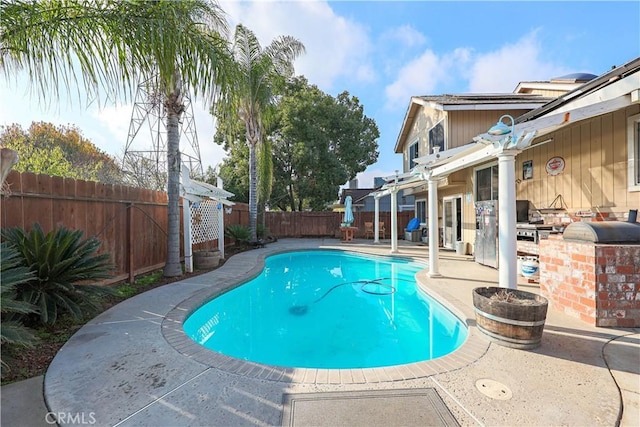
top-left (390, 187), bottom-right (398, 254)
top-left (497, 150), bottom-right (518, 289)
top-left (427, 176), bottom-right (441, 277)
top-left (217, 177), bottom-right (226, 258)
top-left (374, 197), bottom-right (380, 244)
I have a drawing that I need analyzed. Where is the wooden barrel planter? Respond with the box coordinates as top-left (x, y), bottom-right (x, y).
top-left (473, 287), bottom-right (548, 350)
top-left (193, 250), bottom-right (221, 270)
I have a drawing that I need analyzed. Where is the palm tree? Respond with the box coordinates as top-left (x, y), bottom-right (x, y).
top-left (217, 24), bottom-right (304, 241)
top-left (1, 0), bottom-right (232, 277)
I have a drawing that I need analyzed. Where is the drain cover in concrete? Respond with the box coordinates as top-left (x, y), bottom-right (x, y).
top-left (475, 379), bottom-right (513, 400)
top-left (281, 388), bottom-right (459, 427)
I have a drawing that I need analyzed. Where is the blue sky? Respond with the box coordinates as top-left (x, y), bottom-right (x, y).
top-left (1, 1), bottom-right (638, 188)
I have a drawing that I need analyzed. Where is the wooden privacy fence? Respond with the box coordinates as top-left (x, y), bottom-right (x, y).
top-left (264, 210), bottom-right (416, 238)
top-left (1, 171), bottom-right (416, 284)
top-left (0, 171), bottom-right (249, 285)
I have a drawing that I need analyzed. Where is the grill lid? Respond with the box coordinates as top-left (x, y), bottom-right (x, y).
top-left (562, 222), bottom-right (640, 243)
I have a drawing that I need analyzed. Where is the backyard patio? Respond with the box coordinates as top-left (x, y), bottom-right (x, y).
top-left (3, 238), bottom-right (632, 426)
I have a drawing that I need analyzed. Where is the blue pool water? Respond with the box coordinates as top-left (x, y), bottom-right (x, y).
top-left (183, 250), bottom-right (467, 369)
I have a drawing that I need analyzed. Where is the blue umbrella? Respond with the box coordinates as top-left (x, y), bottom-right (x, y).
top-left (343, 195), bottom-right (354, 225)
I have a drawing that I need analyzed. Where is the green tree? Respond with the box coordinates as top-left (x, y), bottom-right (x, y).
top-left (214, 24), bottom-right (304, 241)
top-left (0, 122), bottom-right (123, 183)
top-left (275, 78), bottom-right (379, 210)
top-left (216, 77), bottom-right (380, 211)
top-left (212, 108), bottom-right (250, 203)
top-left (1, 0), bottom-right (232, 277)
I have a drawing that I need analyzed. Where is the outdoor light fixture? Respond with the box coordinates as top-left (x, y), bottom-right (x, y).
top-left (488, 114), bottom-right (515, 136)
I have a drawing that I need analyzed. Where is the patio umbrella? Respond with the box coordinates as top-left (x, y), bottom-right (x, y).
top-left (343, 195), bottom-right (354, 225)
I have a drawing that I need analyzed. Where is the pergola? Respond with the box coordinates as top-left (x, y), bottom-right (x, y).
top-left (181, 168), bottom-right (234, 272)
top-left (370, 66), bottom-right (637, 289)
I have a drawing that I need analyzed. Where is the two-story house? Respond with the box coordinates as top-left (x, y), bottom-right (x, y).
top-left (393, 93), bottom-right (555, 251)
top-left (373, 56), bottom-right (639, 287)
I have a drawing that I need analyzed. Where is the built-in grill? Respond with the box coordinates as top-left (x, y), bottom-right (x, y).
top-left (515, 200), bottom-right (555, 244)
top-left (516, 223), bottom-right (554, 244)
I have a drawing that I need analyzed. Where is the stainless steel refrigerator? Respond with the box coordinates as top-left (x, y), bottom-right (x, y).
top-left (475, 200), bottom-right (498, 268)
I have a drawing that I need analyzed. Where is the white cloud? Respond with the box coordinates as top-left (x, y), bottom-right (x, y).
top-left (354, 168), bottom-right (397, 189)
top-left (384, 47), bottom-right (474, 109)
top-left (90, 104), bottom-right (131, 156)
top-left (381, 25), bottom-right (427, 48)
top-left (220, 1), bottom-right (374, 91)
top-left (385, 50), bottom-right (437, 109)
top-left (384, 30), bottom-right (572, 110)
top-left (467, 31), bottom-right (569, 93)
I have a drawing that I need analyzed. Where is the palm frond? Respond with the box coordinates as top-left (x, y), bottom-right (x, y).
top-left (1, 0), bottom-right (231, 107)
top-left (0, 243), bottom-right (39, 350)
top-left (0, 321), bottom-right (38, 347)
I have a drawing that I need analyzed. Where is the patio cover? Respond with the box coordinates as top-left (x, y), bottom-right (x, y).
top-left (371, 56), bottom-right (640, 286)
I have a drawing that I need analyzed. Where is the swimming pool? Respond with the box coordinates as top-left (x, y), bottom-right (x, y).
top-left (183, 250), bottom-right (467, 369)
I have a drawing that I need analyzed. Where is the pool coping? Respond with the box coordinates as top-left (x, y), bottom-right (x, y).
top-left (161, 246), bottom-right (490, 385)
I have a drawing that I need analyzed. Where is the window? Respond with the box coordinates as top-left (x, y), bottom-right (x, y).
top-left (408, 140), bottom-right (419, 167)
top-left (629, 113), bottom-right (640, 191)
top-left (475, 163), bottom-right (498, 201)
top-left (428, 120), bottom-right (445, 153)
top-left (416, 199), bottom-right (427, 223)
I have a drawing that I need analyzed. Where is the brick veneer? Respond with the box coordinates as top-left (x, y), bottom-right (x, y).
top-left (539, 235), bottom-right (640, 327)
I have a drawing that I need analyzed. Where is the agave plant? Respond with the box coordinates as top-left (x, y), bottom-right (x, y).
top-left (1, 224), bottom-right (115, 325)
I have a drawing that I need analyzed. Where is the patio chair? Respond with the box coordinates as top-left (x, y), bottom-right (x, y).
top-left (378, 222), bottom-right (386, 239)
top-left (364, 222), bottom-right (374, 239)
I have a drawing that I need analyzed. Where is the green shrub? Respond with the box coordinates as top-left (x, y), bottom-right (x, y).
top-left (134, 270), bottom-right (163, 286)
top-left (0, 243), bottom-right (39, 371)
top-left (225, 224), bottom-right (251, 245)
top-left (1, 224), bottom-right (115, 325)
top-left (116, 284), bottom-right (137, 298)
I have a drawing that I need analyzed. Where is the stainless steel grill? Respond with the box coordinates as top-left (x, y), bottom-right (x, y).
top-left (516, 223), bottom-right (553, 244)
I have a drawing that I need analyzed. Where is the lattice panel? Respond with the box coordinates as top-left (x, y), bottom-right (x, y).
top-left (190, 200), bottom-right (220, 244)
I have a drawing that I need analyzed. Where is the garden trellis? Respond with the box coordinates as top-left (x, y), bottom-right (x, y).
top-left (181, 168), bottom-right (234, 272)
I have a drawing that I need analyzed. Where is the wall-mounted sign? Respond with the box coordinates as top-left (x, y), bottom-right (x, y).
top-left (522, 160), bottom-right (533, 180)
top-left (545, 156), bottom-right (565, 176)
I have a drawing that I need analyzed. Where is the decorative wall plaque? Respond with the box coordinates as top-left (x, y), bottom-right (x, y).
top-left (545, 156), bottom-right (565, 176)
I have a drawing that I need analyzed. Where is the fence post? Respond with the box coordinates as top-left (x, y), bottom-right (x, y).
top-left (127, 203), bottom-right (135, 284)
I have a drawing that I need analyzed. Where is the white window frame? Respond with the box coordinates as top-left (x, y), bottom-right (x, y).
top-left (408, 139), bottom-right (419, 169)
top-left (474, 161), bottom-right (499, 202)
top-left (415, 199), bottom-right (427, 224)
top-left (628, 113), bottom-right (640, 192)
top-left (428, 119), bottom-right (446, 153)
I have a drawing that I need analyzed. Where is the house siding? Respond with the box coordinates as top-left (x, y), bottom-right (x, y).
top-left (403, 108), bottom-right (534, 172)
top-left (447, 109), bottom-right (527, 149)
top-left (517, 104), bottom-right (640, 216)
top-left (403, 109), bottom-right (446, 172)
top-left (413, 104), bottom-right (640, 255)
top-left (521, 89), bottom-right (569, 97)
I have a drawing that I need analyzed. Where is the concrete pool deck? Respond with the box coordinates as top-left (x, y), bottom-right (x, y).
top-left (3, 238), bottom-right (638, 426)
